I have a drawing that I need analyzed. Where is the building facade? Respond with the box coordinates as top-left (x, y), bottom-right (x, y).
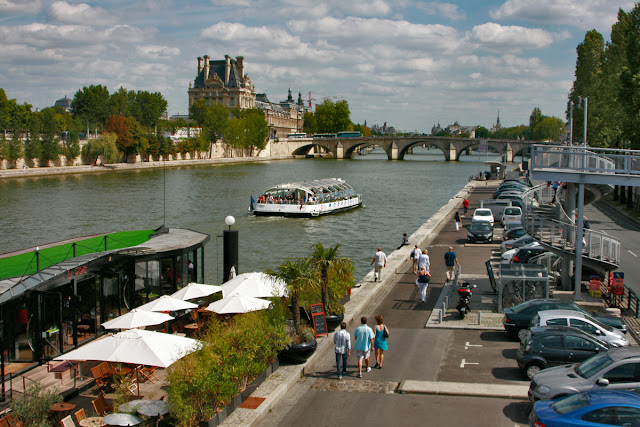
top-left (188, 55), bottom-right (305, 139)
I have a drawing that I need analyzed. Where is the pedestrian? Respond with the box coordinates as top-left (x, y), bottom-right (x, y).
top-left (371, 247), bottom-right (387, 282)
top-left (454, 211), bottom-right (461, 231)
top-left (396, 233), bottom-right (409, 249)
top-left (551, 181), bottom-right (559, 204)
top-left (373, 315), bottom-right (389, 369)
top-left (416, 265), bottom-right (431, 302)
top-left (229, 264), bottom-right (236, 279)
top-left (444, 246), bottom-right (460, 283)
top-left (418, 249), bottom-right (430, 274)
top-left (334, 322), bottom-right (351, 379)
top-left (409, 244), bottom-right (420, 274)
top-left (462, 199), bottom-right (470, 216)
top-left (354, 316), bottom-right (375, 378)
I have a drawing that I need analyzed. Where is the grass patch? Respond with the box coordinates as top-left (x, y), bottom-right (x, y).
top-left (0, 229), bottom-right (154, 279)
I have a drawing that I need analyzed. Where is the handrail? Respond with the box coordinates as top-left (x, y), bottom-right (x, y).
top-left (531, 145), bottom-right (633, 175)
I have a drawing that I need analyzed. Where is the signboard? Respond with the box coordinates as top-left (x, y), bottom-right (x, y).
top-left (589, 276), bottom-right (601, 290)
top-left (609, 272), bottom-right (625, 296)
top-left (310, 303), bottom-right (328, 337)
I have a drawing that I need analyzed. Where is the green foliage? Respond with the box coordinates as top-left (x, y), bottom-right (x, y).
top-left (167, 310), bottom-right (287, 427)
top-left (433, 130), bottom-right (451, 137)
top-left (531, 116), bottom-right (565, 142)
top-left (475, 126), bottom-right (490, 138)
top-left (6, 133), bottom-right (23, 165)
top-left (492, 125), bottom-right (529, 140)
top-left (313, 99), bottom-right (352, 133)
top-left (353, 123), bottom-right (371, 136)
top-left (40, 108), bottom-right (60, 163)
top-left (132, 90), bottom-right (167, 132)
top-left (72, 84), bottom-right (111, 136)
top-left (9, 382), bottom-right (62, 427)
top-left (189, 100), bottom-right (229, 144)
top-left (302, 111), bottom-right (316, 134)
top-left (82, 132), bottom-right (120, 164)
top-left (64, 130), bottom-right (81, 161)
top-left (234, 108), bottom-right (269, 154)
top-left (311, 242), bottom-right (353, 312)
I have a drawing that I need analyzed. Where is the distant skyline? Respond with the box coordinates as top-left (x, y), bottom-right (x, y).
top-left (0, 0), bottom-right (634, 132)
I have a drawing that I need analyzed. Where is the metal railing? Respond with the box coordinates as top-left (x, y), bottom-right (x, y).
top-left (530, 145), bottom-right (639, 175)
top-left (604, 284), bottom-right (640, 319)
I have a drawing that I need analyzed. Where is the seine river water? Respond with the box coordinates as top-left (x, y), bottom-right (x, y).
top-left (0, 148), bottom-right (508, 283)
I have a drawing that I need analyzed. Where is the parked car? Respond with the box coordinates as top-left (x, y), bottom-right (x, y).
top-left (501, 206), bottom-right (522, 226)
top-left (467, 220), bottom-right (493, 243)
top-left (511, 246), bottom-right (550, 264)
top-left (530, 390), bottom-right (640, 426)
top-left (528, 347), bottom-right (640, 401)
top-left (502, 241), bottom-right (541, 263)
top-left (503, 226), bottom-right (527, 241)
top-left (472, 208), bottom-right (494, 226)
top-left (502, 299), bottom-right (628, 340)
top-left (500, 234), bottom-right (536, 253)
top-left (532, 310), bottom-right (629, 347)
top-left (517, 325), bottom-right (610, 379)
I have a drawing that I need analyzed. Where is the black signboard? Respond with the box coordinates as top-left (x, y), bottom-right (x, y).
top-left (310, 303), bottom-right (328, 337)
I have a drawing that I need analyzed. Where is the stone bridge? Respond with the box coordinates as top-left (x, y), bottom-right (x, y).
top-left (286, 135), bottom-right (553, 161)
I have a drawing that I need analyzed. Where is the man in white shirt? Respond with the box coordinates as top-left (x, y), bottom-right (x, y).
top-left (418, 249), bottom-right (430, 274)
top-left (370, 247), bottom-right (387, 282)
top-left (333, 322), bottom-right (351, 379)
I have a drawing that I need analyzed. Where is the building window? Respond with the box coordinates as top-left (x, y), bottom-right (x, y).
top-left (230, 97), bottom-right (234, 106)
top-left (206, 100), bottom-right (210, 106)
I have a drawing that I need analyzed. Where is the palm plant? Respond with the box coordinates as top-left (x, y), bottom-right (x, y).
top-left (267, 258), bottom-right (319, 335)
top-left (311, 242), bottom-right (351, 312)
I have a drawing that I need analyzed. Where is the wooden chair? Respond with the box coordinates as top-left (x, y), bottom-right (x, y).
top-left (0, 417), bottom-right (10, 427)
top-left (92, 393), bottom-right (113, 416)
top-left (60, 415), bottom-right (76, 427)
top-left (74, 409), bottom-right (86, 424)
top-left (90, 366), bottom-right (111, 392)
top-left (139, 365), bottom-right (159, 383)
top-left (190, 310), bottom-right (200, 323)
top-left (6, 414), bottom-right (24, 427)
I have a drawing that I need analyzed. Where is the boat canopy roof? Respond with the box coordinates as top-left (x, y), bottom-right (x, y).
top-left (264, 178), bottom-right (353, 195)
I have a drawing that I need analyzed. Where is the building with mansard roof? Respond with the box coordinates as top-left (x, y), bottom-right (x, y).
top-left (188, 55), bottom-right (305, 138)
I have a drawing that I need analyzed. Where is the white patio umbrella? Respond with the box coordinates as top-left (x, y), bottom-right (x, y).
top-left (137, 295), bottom-right (198, 312)
top-left (101, 309), bottom-right (173, 330)
top-left (54, 329), bottom-right (200, 368)
top-left (221, 272), bottom-right (287, 298)
top-left (170, 282), bottom-right (222, 301)
top-left (205, 294), bottom-right (272, 314)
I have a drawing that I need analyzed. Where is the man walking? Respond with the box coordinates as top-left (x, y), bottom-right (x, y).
top-left (371, 247), bottom-right (387, 282)
top-left (354, 317), bottom-right (375, 378)
top-left (334, 322), bottom-right (351, 379)
top-left (418, 249), bottom-right (430, 274)
top-left (462, 198), bottom-right (470, 216)
top-left (409, 244), bottom-right (420, 274)
top-left (444, 246), bottom-right (460, 284)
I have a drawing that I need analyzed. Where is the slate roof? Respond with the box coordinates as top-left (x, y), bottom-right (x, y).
top-left (194, 58), bottom-right (242, 88)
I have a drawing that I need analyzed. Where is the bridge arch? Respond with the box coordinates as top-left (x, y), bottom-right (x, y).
top-left (291, 142), bottom-right (336, 157)
top-left (343, 142), bottom-right (382, 159)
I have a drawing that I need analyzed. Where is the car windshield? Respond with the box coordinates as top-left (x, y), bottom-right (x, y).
top-left (476, 211), bottom-right (491, 216)
top-left (471, 223), bottom-right (491, 232)
top-left (504, 208), bottom-right (520, 215)
top-left (511, 300), bottom-right (534, 313)
top-left (584, 313), bottom-right (614, 332)
top-left (576, 352), bottom-right (614, 378)
top-left (551, 393), bottom-right (590, 415)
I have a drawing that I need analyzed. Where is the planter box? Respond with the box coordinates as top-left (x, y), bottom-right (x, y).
top-left (278, 339), bottom-right (318, 364)
top-left (199, 359), bottom-right (279, 426)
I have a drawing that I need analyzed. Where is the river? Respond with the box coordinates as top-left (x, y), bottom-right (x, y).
top-left (0, 148), bottom-right (508, 283)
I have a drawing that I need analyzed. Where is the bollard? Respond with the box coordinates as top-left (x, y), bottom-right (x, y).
top-left (442, 302), bottom-right (446, 314)
top-left (478, 311), bottom-right (482, 325)
top-left (445, 296), bottom-right (449, 308)
top-left (439, 309), bottom-right (443, 323)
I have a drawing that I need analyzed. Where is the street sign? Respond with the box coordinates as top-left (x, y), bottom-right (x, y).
top-left (310, 303), bottom-right (328, 337)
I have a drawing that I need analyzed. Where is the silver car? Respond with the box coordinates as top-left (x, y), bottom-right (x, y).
top-left (529, 347), bottom-right (640, 401)
top-left (532, 310), bottom-right (630, 347)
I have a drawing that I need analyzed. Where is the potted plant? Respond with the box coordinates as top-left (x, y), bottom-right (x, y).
top-left (267, 258), bottom-right (320, 364)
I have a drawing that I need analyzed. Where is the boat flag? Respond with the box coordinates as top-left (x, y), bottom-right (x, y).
top-left (250, 196), bottom-right (255, 213)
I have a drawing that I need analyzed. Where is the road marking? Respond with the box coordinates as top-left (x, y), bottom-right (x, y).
top-left (464, 342), bottom-right (483, 350)
top-left (629, 250), bottom-right (638, 258)
top-left (460, 359), bottom-right (479, 368)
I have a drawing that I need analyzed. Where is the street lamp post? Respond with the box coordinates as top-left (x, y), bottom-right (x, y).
top-left (223, 216), bottom-right (238, 283)
top-left (574, 96), bottom-right (588, 300)
top-left (568, 101), bottom-right (574, 145)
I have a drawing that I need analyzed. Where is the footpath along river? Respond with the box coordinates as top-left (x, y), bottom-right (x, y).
top-left (0, 148), bottom-right (510, 283)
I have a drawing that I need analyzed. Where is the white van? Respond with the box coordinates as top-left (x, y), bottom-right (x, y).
top-left (501, 206), bottom-right (522, 226)
top-left (531, 310), bottom-right (629, 347)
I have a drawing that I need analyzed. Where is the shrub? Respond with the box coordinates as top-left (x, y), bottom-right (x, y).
top-left (9, 382), bottom-right (62, 427)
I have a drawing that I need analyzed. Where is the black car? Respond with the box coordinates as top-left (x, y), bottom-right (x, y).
top-left (467, 221), bottom-right (493, 243)
top-left (511, 246), bottom-right (549, 263)
top-left (516, 326), bottom-right (610, 379)
top-left (502, 298), bottom-right (628, 339)
top-left (504, 227), bottom-right (527, 241)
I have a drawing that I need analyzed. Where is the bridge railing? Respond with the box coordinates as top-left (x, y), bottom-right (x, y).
top-left (531, 145), bottom-right (638, 175)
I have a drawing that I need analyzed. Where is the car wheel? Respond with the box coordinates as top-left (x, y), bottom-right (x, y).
top-left (525, 363), bottom-right (543, 380)
top-left (517, 328), bottom-right (528, 341)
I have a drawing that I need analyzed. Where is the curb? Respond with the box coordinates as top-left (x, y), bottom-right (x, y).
top-left (398, 380), bottom-right (529, 400)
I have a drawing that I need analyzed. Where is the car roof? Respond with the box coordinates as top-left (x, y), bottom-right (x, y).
top-left (529, 325), bottom-right (596, 336)
top-left (585, 390), bottom-right (640, 406)
top-left (474, 208), bottom-right (492, 213)
top-left (537, 309), bottom-right (587, 319)
top-left (608, 346), bottom-right (640, 361)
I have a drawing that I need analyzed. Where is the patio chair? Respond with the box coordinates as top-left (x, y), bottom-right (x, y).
top-left (190, 310), bottom-right (200, 323)
top-left (139, 365), bottom-right (159, 383)
top-left (90, 366), bottom-right (111, 392)
top-left (6, 414), bottom-right (25, 427)
top-left (0, 417), bottom-right (10, 427)
top-left (60, 415), bottom-right (76, 427)
top-left (92, 393), bottom-right (113, 416)
top-left (74, 409), bottom-right (86, 424)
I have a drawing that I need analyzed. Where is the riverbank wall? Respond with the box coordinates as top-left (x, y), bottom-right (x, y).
top-left (0, 138), bottom-right (303, 178)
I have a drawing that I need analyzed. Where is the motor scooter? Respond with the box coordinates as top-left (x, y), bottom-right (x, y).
top-left (456, 282), bottom-right (477, 319)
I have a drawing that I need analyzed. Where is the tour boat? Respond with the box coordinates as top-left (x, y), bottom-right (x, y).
top-left (250, 178), bottom-right (362, 217)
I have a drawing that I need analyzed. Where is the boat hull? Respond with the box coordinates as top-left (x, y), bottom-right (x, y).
top-left (253, 197), bottom-right (362, 217)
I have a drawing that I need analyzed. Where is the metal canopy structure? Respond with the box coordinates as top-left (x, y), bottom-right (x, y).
top-left (498, 264), bottom-right (549, 312)
top-left (264, 178), bottom-right (354, 195)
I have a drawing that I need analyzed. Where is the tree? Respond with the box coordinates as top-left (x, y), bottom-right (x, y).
top-left (132, 91), bottom-right (167, 133)
top-left (25, 113), bottom-right (43, 163)
top-left (0, 88), bottom-right (14, 137)
top-left (314, 99), bottom-right (351, 133)
top-left (311, 243), bottom-right (352, 314)
top-left (107, 114), bottom-right (135, 159)
top-left (109, 86), bottom-right (136, 117)
top-left (302, 111), bottom-right (316, 135)
top-left (236, 108), bottom-right (269, 155)
top-left (189, 100), bottom-right (229, 144)
top-left (618, 5), bottom-right (640, 148)
top-left (40, 108), bottom-right (60, 163)
top-left (475, 126), bottom-right (490, 138)
top-left (64, 130), bottom-right (81, 163)
top-left (267, 258), bottom-right (319, 335)
top-left (71, 85), bottom-right (110, 136)
top-left (82, 132), bottom-right (119, 164)
top-left (531, 117), bottom-right (565, 141)
top-left (529, 107), bottom-right (543, 132)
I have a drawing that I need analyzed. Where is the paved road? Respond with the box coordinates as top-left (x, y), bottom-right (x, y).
top-left (259, 185), bottom-right (531, 427)
top-left (586, 200), bottom-right (640, 295)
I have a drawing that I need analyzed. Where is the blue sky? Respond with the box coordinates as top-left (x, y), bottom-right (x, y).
top-left (0, 0), bottom-right (635, 132)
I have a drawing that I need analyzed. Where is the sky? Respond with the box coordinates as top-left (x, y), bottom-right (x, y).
top-left (0, 0), bottom-right (635, 133)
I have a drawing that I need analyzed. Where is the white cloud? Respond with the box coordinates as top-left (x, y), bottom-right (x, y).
top-left (136, 45), bottom-right (181, 60)
top-left (0, 0), bottom-right (42, 14)
top-left (415, 2), bottom-right (465, 20)
top-left (490, 0), bottom-right (637, 32)
top-left (47, 2), bottom-right (116, 27)
top-left (468, 23), bottom-right (568, 52)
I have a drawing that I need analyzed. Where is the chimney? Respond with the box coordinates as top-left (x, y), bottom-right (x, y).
top-left (225, 55), bottom-right (231, 85)
top-left (197, 57), bottom-right (203, 74)
top-left (203, 55), bottom-right (210, 81)
top-left (236, 56), bottom-right (244, 79)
